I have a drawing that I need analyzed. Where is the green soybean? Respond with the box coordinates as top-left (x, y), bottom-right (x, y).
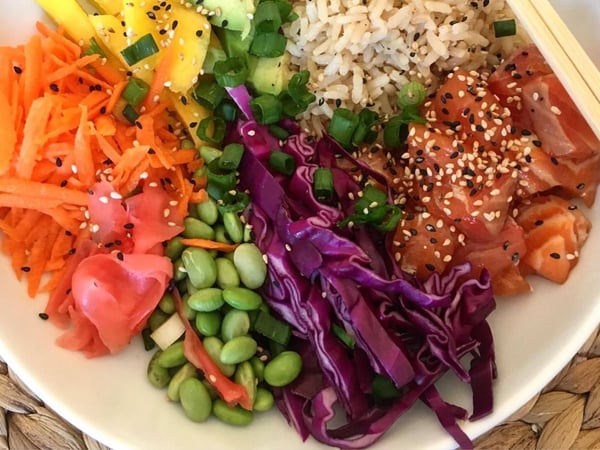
top-left (179, 378), bottom-right (213, 422)
top-left (196, 198), bottom-right (219, 225)
top-left (148, 309), bottom-right (169, 331)
top-left (250, 356), bottom-right (265, 382)
top-left (263, 351), bottom-right (303, 387)
top-left (158, 292), bottom-right (176, 315)
top-left (234, 361), bottom-right (257, 405)
top-left (182, 217), bottom-right (216, 240)
top-left (147, 350), bottom-right (171, 388)
top-left (173, 258), bottom-right (187, 282)
top-left (203, 336), bottom-right (236, 377)
top-left (214, 224), bottom-right (232, 244)
top-left (223, 211), bottom-right (244, 243)
top-left (187, 288), bottom-right (224, 312)
top-left (222, 287), bottom-right (263, 311)
top-left (253, 388), bottom-right (275, 412)
top-left (185, 277), bottom-right (199, 296)
top-left (156, 341), bottom-right (187, 368)
top-left (221, 309), bottom-right (250, 342)
top-left (195, 310), bottom-right (222, 337)
top-left (215, 257), bottom-right (240, 289)
top-left (164, 236), bottom-right (186, 260)
top-left (167, 362), bottom-right (197, 402)
top-left (212, 399), bottom-right (253, 426)
top-left (179, 294), bottom-right (196, 320)
top-left (220, 335), bottom-right (257, 365)
top-left (182, 248), bottom-right (217, 289)
top-left (233, 243), bottom-right (267, 289)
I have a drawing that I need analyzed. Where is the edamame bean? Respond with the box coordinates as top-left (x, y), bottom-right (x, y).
top-left (147, 350), bottom-right (171, 388)
top-left (182, 294), bottom-right (197, 320)
top-left (196, 198), bottom-right (219, 225)
top-left (195, 310), bottom-right (221, 337)
top-left (185, 277), bottom-right (199, 295)
top-left (250, 356), bottom-right (265, 382)
top-left (158, 292), bottom-right (176, 315)
top-left (182, 217), bottom-right (215, 240)
top-left (263, 351), bottom-right (303, 387)
top-left (215, 257), bottom-right (240, 289)
top-left (233, 243), bottom-right (267, 289)
top-left (220, 335), bottom-right (258, 365)
top-left (148, 309), bottom-right (169, 331)
top-left (201, 380), bottom-right (219, 400)
top-left (156, 341), bottom-right (187, 368)
top-left (214, 224), bottom-right (232, 244)
top-left (179, 378), bottom-right (213, 422)
top-left (221, 309), bottom-right (250, 342)
top-left (212, 399), bottom-right (253, 426)
top-left (187, 288), bottom-right (224, 312)
top-left (222, 287), bottom-right (263, 311)
top-left (167, 362), bottom-right (197, 402)
top-left (253, 388), bottom-right (274, 412)
top-left (182, 248), bottom-right (217, 289)
top-left (173, 258), bottom-right (187, 282)
top-left (223, 211), bottom-right (244, 243)
top-left (164, 237), bottom-right (185, 260)
top-left (203, 336), bottom-right (236, 377)
top-left (234, 361), bottom-right (256, 405)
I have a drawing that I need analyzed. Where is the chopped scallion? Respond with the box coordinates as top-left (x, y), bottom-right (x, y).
top-left (249, 32), bottom-right (287, 57)
top-left (313, 168), bottom-right (334, 202)
top-left (218, 143), bottom-right (245, 171)
top-left (196, 116), bottom-right (226, 145)
top-left (328, 108), bottom-right (360, 147)
top-left (193, 78), bottom-right (226, 110)
top-left (383, 115), bottom-right (409, 149)
top-left (122, 104), bottom-right (139, 124)
top-left (121, 77), bottom-right (150, 107)
top-left (214, 57), bottom-right (249, 88)
top-left (252, 310), bottom-right (292, 346)
top-left (120, 33), bottom-right (159, 66)
top-left (397, 82), bottom-right (426, 109)
top-left (217, 190), bottom-right (250, 214)
top-left (268, 150), bottom-right (295, 176)
top-left (494, 19), bottom-right (517, 38)
top-left (268, 124), bottom-right (290, 140)
top-left (254, 1), bottom-right (283, 32)
top-left (250, 94), bottom-right (283, 125)
top-left (83, 37), bottom-right (106, 58)
top-left (214, 100), bottom-right (238, 122)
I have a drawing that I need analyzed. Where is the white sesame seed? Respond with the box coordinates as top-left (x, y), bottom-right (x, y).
top-left (98, 196), bottom-right (109, 204)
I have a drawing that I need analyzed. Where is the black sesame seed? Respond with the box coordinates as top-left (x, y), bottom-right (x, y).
top-left (505, 63), bottom-right (517, 71)
top-left (550, 252), bottom-right (560, 259)
top-left (55, 157), bottom-right (63, 167)
top-left (511, 252), bottom-right (520, 262)
top-left (430, 237), bottom-right (438, 244)
top-left (13, 66), bottom-right (22, 74)
top-left (38, 312), bottom-right (49, 320)
top-left (521, 129), bottom-right (532, 136)
top-left (116, 252), bottom-right (124, 261)
top-left (577, 183), bottom-right (585, 190)
top-left (534, 219), bottom-right (544, 226)
top-left (21, 266), bottom-right (31, 272)
top-left (148, 148), bottom-right (156, 154)
top-left (172, 20), bottom-right (179, 30)
top-left (146, 11), bottom-right (156, 19)
top-left (124, 222), bottom-right (135, 229)
top-left (425, 224), bottom-right (436, 232)
top-left (425, 263), bottom-right (436, 272)
top-left (532, 140), bottom-right (542, 147)
top-left (196, 30), bottom-right (203, 37)
top-left (222, 19), bottom-right (229, 27)
top-left (135, 121), bottom-right (143, 129)
top-left (60, 180), bottom-right (68, 187)
top-left (49, 83), bottom-right (59, 92)
top-left (503, 240), bottom-right (510, 250)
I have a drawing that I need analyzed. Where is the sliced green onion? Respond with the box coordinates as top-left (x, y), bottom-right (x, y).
top-left (121, 77), bottom-right (150, 107)
top-left (383, 115), bottom-right (409, 149)
top-left (272, 0), bottom-right (293, 22)
top-left (268, 124), bottom-right (290, 140)
top-left (313, 168), bottom-right (334, 202)
top-left (268, 150), bottom-right (295, 176)
top-left (372, 374), bottom-right (402, 402)
top-left (83, 37), bottom-right (106, 58)
top-left (397, 82), bottom-right (426, 109)
top-left (193, 78), bottom-right (226, 110)
top-left (214, 57), bottom-right (249, 88)
top-left (217, 190), bottom-right (250, 214)
top-left (120, 33), bottom-right (159, 66)
top-left (279, 92), bottom-right (305, 117)
top-left (196, 116), bottom-right (226, 145)
top-left (214, 99), bottom-right (238, 122)
top-left (332, 323), bottom-right (355, 349)
top-left (250, 94), bottom-right (283, 125)
top-left (252, 310), bottom-right (291, 346)
top-left (199, 145), bottom-right (223, 164)
top-left (122, 104), bottom-right (139, 124)
top-left (494, 19), bottom-right (517, 38)
top-left (249, 32), bottom-right (287, 57)
top-left (218, 143), bottom-right (245, 171)
top-left (206, 158), bottom-right (237, 199)
top-left (329, 108), bottom-right (360, 147)
top-left (254, 1), bottom-right (283, 32)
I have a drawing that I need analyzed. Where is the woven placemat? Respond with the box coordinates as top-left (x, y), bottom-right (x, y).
top-left (1, 327), bottom-right (600, 450)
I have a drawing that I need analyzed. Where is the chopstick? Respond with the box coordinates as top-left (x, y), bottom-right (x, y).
top-left (506, 0), bottom-right (600, 141)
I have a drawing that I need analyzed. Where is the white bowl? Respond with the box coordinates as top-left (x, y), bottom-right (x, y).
top-left (0, 1), bottom-right (598, 449)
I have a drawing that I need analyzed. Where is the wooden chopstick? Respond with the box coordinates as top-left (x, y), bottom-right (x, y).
top-left (506, 0), bottom-right (600, 141)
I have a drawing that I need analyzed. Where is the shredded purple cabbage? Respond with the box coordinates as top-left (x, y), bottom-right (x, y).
top-left (227, 86), bottom-right (497, 449)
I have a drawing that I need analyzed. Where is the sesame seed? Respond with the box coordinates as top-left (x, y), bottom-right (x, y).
top-left (550, 106), bottom-right (562, 115)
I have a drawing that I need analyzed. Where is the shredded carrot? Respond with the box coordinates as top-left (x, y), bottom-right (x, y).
top-left (179, 238), bottom-right (240, 252)
top-left (0, 22), bottom-right (205, 302)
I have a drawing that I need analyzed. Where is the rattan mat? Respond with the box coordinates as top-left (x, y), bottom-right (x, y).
top-left (2, 326), bottom-right (600, 450)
